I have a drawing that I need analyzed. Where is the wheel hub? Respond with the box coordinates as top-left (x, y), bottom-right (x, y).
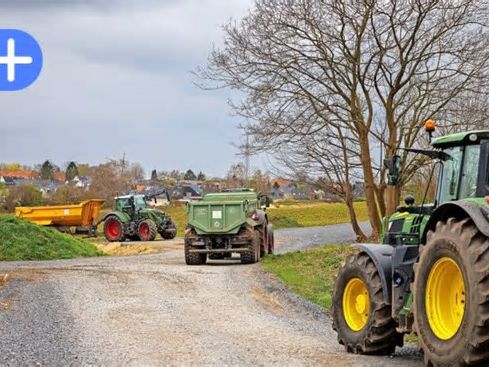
top-left (355, 294), bottom-right (367, 314)
top-left (342, 278), bottom-right (370, 331)
top-left (425, 257), bottom-right (465, 340)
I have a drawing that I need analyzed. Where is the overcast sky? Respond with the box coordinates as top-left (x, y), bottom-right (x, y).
top-left (0, 0), bottom-right (259, 178)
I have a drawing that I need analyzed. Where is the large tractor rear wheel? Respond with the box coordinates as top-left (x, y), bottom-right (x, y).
top-left (413, 218), bottom-right (489, 366)
top-left (267, 223), bottom-right (275, 255)
top-left (184, 238), bottom-right (206, 265)
top-left (104, 215), bottom-right (125, 242)
top-left (241, 230), bottom-right (260, 264)
top-left (332, 252), bottom-right (403, 355)
top-left (138, 219), bottom-right (157, 241)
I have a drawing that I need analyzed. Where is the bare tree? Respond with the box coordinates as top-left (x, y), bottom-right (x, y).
top-left (128, 162), bottom-right (145, 182)
top-left (197, 0), bottom-right (489, 238)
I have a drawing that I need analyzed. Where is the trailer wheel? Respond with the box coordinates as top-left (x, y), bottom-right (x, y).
top-left (260, 224), bottom-right (268, 258)
top-left (138, 220), bottom-right (157, 241)
top-left (267, 223), bottom-right (275, 255)
top-left (184, 238), bottom-right (206, 265)
top-left (413, 218), bottom-right (489, 366)
top-left (332, 252), bottom-right (403, 355)
top-left (241, 230), bottom-right (260, 264)
top-left (160, 220), bottom-right (177, 240)
top-left (104, 215), bottom-right (125, 242)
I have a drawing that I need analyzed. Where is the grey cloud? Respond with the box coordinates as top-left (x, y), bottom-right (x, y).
top-left (0, 0), bottom-right (254, 177)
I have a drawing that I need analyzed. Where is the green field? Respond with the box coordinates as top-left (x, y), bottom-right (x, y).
top-left (0, 215), bottom-right (103, 261)
top-left (268, 201), bottom-right (368, 229)
top-left (261, 245), bottom-right (356, 309)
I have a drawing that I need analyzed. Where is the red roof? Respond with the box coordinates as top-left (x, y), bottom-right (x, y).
top-left (52, 172), bottom-right (66, 182)
top-left (0, 170), bottom-right (37, 179)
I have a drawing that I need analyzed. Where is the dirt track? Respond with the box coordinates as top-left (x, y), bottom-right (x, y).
top-left (0, 226), bottom-right (422, 366)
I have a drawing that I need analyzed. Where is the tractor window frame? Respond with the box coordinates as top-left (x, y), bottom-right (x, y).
top-left (459, 144), bottom-right (481, 199)
top-left (134, 196), bottom-right (147, 210)
top-left (437, 142), bottom-right (487, 204)
top-left (437, 146), bottom-right (463, 203)
top-left (476, 140), bottom-right (489, 197)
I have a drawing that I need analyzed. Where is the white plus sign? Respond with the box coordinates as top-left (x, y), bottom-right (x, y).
top-left (0, 38), bottom-right (33, 82)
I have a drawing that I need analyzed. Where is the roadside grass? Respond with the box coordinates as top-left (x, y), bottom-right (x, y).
top-left (261, 244), bottom-right (356, 309)
top-left (0, 215), bottom-right (103, 261)
top-left (268, 201), bottom-right (368, 229)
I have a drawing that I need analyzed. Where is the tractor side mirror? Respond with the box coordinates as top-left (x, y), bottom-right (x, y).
top-left (384, 155), bottom-right (401, 186)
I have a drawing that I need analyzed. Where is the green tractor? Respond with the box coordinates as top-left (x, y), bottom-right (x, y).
top-left (184, 189), bottom-right (274, 265)
top-left (101, 192), bottom-right (177, 242)
top-left (332, 127), bottom-right (489, 366)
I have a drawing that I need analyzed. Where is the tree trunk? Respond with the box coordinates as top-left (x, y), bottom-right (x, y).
top-left (344, 182), bottom-right (367, 242)
top-left (375, 183), bottom-right (386, 218)
top-left (385, 186), bottom-right (398, 215)
top-left (358, 131), bottom-right (382, 239)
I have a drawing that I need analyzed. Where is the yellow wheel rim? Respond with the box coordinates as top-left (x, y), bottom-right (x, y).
top-left (425, 257), bottom-right (466, 340)
top-left (342, 278), bottom-right (370, 331)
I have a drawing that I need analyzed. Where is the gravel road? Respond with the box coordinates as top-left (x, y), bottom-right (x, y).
top-left (0, 224), bottom-right (422, 366)
top-left (274, 222), bottom-right (372, 254)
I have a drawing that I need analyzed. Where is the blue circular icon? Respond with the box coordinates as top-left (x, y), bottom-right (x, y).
top-left (0, 29), bottom-right (43, 91)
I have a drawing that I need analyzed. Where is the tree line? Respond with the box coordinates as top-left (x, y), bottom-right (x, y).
top-left (197, 0), bottom-right (489, 240)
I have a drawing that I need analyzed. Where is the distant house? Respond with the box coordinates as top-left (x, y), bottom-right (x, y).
top-left (0, 176), bottom-right (16, 186)
top-left (269, 179), bottom-right (297, 199)
top-left (290, 187), bottom-right (315, 200)
top-left (0, 170), bottom-right (37, 179)
top-left (269, 185), bottom-right (284, 199)
top-left (69, 176), bottom-right (91, 189)
top-left (38, 181), bottom-right (61, 196)
top-left (52, 171), bottom-right (65, 182)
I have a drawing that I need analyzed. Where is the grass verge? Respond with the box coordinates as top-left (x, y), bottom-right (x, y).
top-left (0, 215), bottom-right (103, 261)
top-left (261, 244), bottom-right (356, 309)
top-left (268, 201), bottom-right (368, 229)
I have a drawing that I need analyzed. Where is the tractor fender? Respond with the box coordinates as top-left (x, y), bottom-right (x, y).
top-left (100, 211), bottom-right (130, 224)
top-left (422, 201), bottom-right (489, 242)
top-left (247, 209), bottom-right (267, 227)
top-left (352, 244), bottom-right (394, 304)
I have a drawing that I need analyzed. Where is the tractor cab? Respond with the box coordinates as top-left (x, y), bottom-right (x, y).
top-left (115, 194), bottom-right (147, 215)
top-left (382, 130), bottom-right (489, 246)
top-left (433, 131), bottom-right (489, 203)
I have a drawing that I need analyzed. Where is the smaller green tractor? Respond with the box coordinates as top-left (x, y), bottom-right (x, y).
top-left (184, 189), bottom-right (274, 265)
top-left (101, 191), bottom-right (176, 242)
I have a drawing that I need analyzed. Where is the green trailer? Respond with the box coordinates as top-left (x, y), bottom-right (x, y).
top-left (184, 189), bottom-right (274, 265)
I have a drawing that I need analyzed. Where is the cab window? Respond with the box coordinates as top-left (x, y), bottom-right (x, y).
top-left (460, 144), bottom-right (481, 199)
top-left (438, 146), bottom-right (463, 203)
top-left (135, 196), bottom-right (147, 209)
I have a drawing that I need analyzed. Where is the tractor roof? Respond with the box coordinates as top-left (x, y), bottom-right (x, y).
top-left (115, 194), bottom-right (145, 199)
top-left (432, 130), bottom-right (489, 149)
